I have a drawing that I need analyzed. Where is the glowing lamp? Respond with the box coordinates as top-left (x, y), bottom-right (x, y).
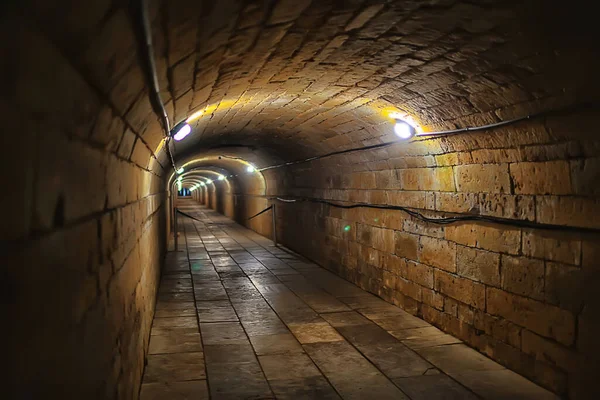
top-left (206, 179), bottom-right (213, 184)
top-left (394, 119), bottom-right (416, 139)
top-left (200, 182), bottom-right (206, 186)
top-left (246, 165), bottom-right (255, 173)
top-left (176, 167), bottom-right (184, 174)
top-left (218, 175), bottom-right (225, 181)
top-left (173, 124), bottom-right (191, 141)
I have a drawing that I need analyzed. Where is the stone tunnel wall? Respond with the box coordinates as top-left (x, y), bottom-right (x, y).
top-left (264, 108), bottom-right (600, 399)
top-left (1, 12), bottom-right (169, 400)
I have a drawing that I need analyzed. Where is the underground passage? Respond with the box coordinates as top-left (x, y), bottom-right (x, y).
top-left (2, 0), bottom-right (599, 399)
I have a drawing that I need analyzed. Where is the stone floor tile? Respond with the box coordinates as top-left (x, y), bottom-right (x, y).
top-left (303, 341), bottom-right (409, 399)
top-left (393, 374), bottom-right (478, 400)
top-left (139, 380), bottom-right (209, 400)
top-left (242, 319), bottom-right (290, 336)
top-left (288, 322), bottom-right (345, 344)
top-left (158, 279), bottom-right (193, 293)
top-left (259, 353), bottom-right (322, 380)
top-left (143, 352), bottom-right (206, 382)
top-left (249, 333), bottom-right (304, 355)
top-left (148, 333), bottom-right (202, 354)
top-left (358, 342), bottom-right (435, 378)
top-left (197, 305), bottom-right (238, 322)
top-left (200, 322), bottom-right (247, 345)
top-left (207, 361), bottom-right (273, 399)
top-left (336, 323), bottom-right (399, 346)
top-left (452, 369), bottom-right (560, 399)
top-left (267, 376), bottom-right (341, 400)
top-left (204, 343), bottom-right (257, 364)
top-left (400, 332), bottom-right (463, 349)
top-left (152, 316), bottom-right (198, 329)
top-left (368, 313), bottom-right (431, 330)
top-left (194, 287), bottom-right (229, 301)
top-left (387, 325), bottom-right (446, 340)
top-left (150, 325), bottom-right (199, 336)
top-left (417, 344), bottom-right (506, 373)
top-left (320, 311), bottom-right (372, 327)
top-left (157, 292), bottom-right (194, 302)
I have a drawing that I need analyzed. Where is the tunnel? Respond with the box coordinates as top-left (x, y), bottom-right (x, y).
top-left (1, 0), bottom-right (599, 398)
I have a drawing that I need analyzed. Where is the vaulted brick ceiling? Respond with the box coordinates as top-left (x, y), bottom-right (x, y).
top-left (153, 0), bottom-right (598, 166)
top-left (14, 0), bottom-right (598, 172)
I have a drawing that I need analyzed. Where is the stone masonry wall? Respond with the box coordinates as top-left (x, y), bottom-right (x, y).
top-left (266, 109), bottom-right (600, 399)
top-left (1, 8), bottom-right (168, 400)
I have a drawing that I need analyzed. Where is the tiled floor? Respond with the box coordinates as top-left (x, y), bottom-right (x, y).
top-left (140, 200), bottom-right (558, 400)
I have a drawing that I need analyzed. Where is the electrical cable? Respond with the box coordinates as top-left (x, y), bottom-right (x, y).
top-left (246, 205), bottom-right (273, 221)
top-left (137, 0), bottom-right (177, 172)
top-left (254, 102), bottom-right (595, 172)
top-left (266, 196), bottom-right (600, 234)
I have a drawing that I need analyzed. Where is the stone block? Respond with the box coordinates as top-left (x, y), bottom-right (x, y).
top-left (545, 262), bottom-right (584, 312)
top-left (510, 161), bottom-right (571, 195)
top-left (422, 288), bottom-right (444, 310)
top-left (500, 255), bottom-right (545, 300)
top-left (455, 164), bottom-right (511, 194)
top-left (446, 224), bottom-right (521, 254)
top-left (522, 230), bottom-right (581, 265)
top-left (405, 261), bottom-right (434, 289)
top-left (394, 231), bottom-right (419, 260)
top-left (536, 196), bottom-right (600, 229)
top-left (456, 246), bottom-right (500, 286)
top-left (419, 236), bottom-right (456, 272)
top-left (434, 270), bottom-right (485, 309)
top-left (486, 287), bottom-right (575, 345)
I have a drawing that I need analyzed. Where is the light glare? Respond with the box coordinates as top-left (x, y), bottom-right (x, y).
top-left (218, 175), bottom-right (225, 181)
top-left (173, 124), bottom-right (191, 141)
top-left (246, 165), bottom-right (255, 173)
top-left (186, 110), bottom-right (204, 123)
top-left (177, 167), bottom-right (184, 174)
top-left (206, 179), bottom-right (212, 184)
top-left (394, 120), bottom-right (415, 139)
top-left (200, 182), bottom-right (206, 186)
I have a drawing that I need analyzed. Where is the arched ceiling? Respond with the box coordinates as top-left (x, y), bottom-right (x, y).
top-left (9, 0), bottom-right (599, 176)
top-left (153, 0), bottom-right (599, 167)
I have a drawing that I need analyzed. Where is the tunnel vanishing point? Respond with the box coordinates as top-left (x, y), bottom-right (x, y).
top-left (2, 0), bottom-right (600, 399)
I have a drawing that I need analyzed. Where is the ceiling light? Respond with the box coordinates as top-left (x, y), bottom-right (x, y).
top-left (190, 186), bottom-right (195, 191)
top-left (200, 182), bottom-right (206, 186)
top-left (173, 123), bottom-right (191, 141)
top-left (246, 165), bottom-right (255, 173)
top-left (394, 119), bottom-right (416, 139)
top-left (186, 109), bottom-right (204, 123)
top-left (206, 179), bottom-right (213, 184)
top-left (176, 167), bottom-right (184, 174)
top-left (218, 175), bottom-right (225, 181)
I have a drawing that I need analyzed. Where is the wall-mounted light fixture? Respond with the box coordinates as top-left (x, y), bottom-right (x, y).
top-left (394, 119), bottom-right (416, 139)
top-left (173, 123), bottom-right (191, 141)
